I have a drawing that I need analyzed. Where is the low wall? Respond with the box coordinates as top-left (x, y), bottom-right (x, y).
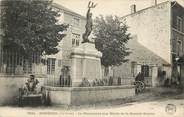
top-left (0, 74), bottom-right (45, 105)
top-left (44, 85), bottom-right (135, 106)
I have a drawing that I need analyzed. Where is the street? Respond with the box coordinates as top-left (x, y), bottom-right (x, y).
top-left (0, 93), bottom-right (184, 117)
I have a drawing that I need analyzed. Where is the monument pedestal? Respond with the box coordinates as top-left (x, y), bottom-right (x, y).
top-left (70, 42), bottom-right (102, 86)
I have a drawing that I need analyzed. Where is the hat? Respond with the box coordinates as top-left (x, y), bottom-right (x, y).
top-left (30, 74), bottom-right (35, 78)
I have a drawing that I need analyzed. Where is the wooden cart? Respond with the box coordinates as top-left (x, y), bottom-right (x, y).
top-left (134, 81), bottom-right (146, 94)
top-left (18, 87), bottom-right (46, 106)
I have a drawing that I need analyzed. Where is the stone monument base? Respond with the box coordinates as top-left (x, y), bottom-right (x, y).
top-left (44, 85), bottom-right (135, 106)
top-left (70, 42), bottom-right (102, 86)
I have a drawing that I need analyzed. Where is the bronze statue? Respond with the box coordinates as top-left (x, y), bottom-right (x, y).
top-left (82, 1), bottom-right (97, 43)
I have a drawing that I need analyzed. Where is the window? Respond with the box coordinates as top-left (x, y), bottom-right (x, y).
top-left (72, 39), bottom-right (75, 46)
top-left (72, 33), bottom-right (80, 47)
top-left (47, 58), bottom-right (56, 74)
top-left (176, 16), bottom-right (182, 32)
top-left (76, 40), bottom-right (79, 46)
top-left (73, 17), bottom-right (80, 27)
top-left (177, 40), bottom-right (182, 56)
top-left (172, 37), bottom-right (177, 53)
top-left (141, 65), bottom-right (149, 77)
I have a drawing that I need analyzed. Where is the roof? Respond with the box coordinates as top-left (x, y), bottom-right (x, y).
top-left (127, 38), bottom-right (170, 66)
top-left (121, 1), bottom-right (171, 19)
top-left (172, 1), bottom-right (184, 11)
top-left (52, 3), bottom-right (86, 19)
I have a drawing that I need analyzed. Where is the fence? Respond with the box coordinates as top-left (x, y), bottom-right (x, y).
top-left (44, 76), bottom-right (135, 87)
top-left (113, 77), bottom-right (135, 85)
top-left (0, 49), bottom-right (45, 75)
top-left (44, 74), bottom-right (72, 87)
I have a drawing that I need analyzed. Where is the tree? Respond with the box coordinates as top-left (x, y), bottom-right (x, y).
top-left (93, 15), bottom-right (131, 68)
top-left (1, 0), bottom-right (68, 56)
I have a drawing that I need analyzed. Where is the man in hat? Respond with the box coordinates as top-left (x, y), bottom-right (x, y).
top-left (24, 74), bottom-right (39, 94)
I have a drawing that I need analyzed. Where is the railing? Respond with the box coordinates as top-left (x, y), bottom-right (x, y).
top-left (113, 77), bottom-right (135, 85)
top-left (0, 49), bottom-right (45, 75)
top-left (113, 77), bottom-right (152, 86)
top-left (44, 75), bottom-right (136, 87)
top-left (44, 74), bottom-right (72, 87)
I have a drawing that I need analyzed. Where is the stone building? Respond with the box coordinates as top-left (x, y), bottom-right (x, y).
top-left (113, 1), bottom-right (184, 87)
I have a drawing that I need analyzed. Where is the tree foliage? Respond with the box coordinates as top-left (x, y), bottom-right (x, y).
top-left (1, 0), bottom-right (68, 56)
top-left (93, 15), bottom-right (131, 67)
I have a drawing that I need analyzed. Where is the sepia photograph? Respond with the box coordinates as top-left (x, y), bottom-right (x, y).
top-left (0, 0), bottom-right (184, 117)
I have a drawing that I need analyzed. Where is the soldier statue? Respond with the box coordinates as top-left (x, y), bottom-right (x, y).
top-left (82, 1), bottom-right (97, 43)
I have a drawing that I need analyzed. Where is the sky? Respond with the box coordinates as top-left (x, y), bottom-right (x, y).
top-left (54, 0), bottom-right (184, 17)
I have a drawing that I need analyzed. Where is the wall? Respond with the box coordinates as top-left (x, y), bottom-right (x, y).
top-left (45, 85), bottom-right (135, 106)
top-left (0, 75), bottom-right (45, 105)
top-left (122, 1), bottom-right (171, 64)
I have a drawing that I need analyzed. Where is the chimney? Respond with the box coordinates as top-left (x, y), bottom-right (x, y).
top-left (151, 0), bottom-right (157, 6)
top-left (130, 4), bottom-right (136, 14)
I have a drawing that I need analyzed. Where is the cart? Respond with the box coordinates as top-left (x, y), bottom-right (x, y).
top-left (18, 86), bottom-right (46, 106)
top-left (134, 81), bottom-right (146, 94)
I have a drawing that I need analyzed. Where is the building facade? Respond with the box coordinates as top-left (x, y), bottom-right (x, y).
top-left (113, 1), bottom-right (184, 87)
top-left (45, 3), bottom-right (86, 82)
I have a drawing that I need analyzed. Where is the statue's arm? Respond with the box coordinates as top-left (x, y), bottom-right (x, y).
top-left (87, 8), bottom-right (90, 18)
top-left (88, 1), bottom-right (91, 8)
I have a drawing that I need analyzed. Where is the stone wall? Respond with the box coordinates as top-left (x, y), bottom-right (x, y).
top-left (45, 85), bottom-right (135, 106)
